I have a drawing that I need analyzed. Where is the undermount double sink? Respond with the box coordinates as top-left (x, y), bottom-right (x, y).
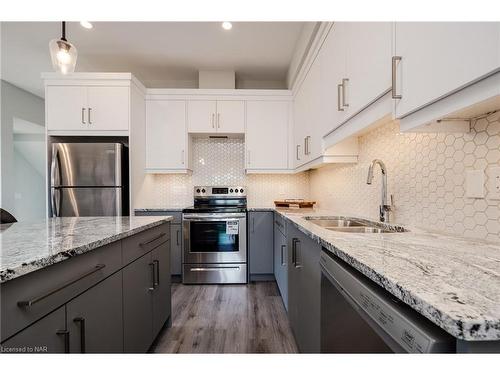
top-left (305, 217), bottom-right (408, 234)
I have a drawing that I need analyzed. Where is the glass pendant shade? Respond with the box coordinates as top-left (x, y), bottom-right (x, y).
top-left (49, 38), bottom-right (77, 74)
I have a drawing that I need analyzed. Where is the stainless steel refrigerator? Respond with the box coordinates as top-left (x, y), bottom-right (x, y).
top-left (50, 142), bottom-right (129, 217)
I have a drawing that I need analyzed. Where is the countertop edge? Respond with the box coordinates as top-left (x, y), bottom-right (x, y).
top-left (0, 217), bottom-right (172, 284)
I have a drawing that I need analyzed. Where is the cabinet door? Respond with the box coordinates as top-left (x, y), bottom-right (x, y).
top-left (246, 101), bottom-right (289, 170)
top-left (187, 100), bottom-right (217, 132)
top-left (273, 223), bottom-right (288, 309)
top-left (0, 307), bottom-right (67, 353)
top-left (66, 272), bottom-right (123, 353)
top-left (123, 253), bottom-right (153, 353)
top-left (216, 100), bottom-right (245, 133)
top-left (296, 231), bottom-right (321, 353)
top-left (151, 242), bottom-right (172, 337)
top-left (287, 226), bottom-right (301, 344)
top-left (46, 86), bottom-right (87, 131)
top-left (146, 100), bottom-right (187, 171)
top-left (170, 224), bottom-right (182, 275)
top-left (87, 86), bottom-right (129, 131)
top-left (345, 22), bottom-right (392, 116)
top-left (248, 211), bottom-right (274, 275)
top-left (394, 22), bottom-right (500, 118)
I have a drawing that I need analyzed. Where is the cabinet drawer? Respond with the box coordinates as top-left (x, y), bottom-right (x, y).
top-left (0, 241), bottom-right (121, 342)
top-left (122, 223), bottom-right (170, 265)
top-left (274, 213), bottom-right (286, 236)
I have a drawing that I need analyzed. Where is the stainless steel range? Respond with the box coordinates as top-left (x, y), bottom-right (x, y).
top-left (182, 186), bottom-right (247, 284)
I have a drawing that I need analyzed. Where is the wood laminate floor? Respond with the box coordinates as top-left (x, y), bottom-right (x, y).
top-left (152, 281), bottom-right (298, 353)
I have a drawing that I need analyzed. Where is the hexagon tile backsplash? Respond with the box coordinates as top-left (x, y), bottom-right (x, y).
top-left (136, 137), bottom-right (310, 209)
top-left (310, 112), bottom-right (500, 241)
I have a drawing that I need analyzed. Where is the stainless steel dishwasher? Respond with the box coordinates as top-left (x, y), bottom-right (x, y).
top-left (320, 250), bottom-right (455, 353)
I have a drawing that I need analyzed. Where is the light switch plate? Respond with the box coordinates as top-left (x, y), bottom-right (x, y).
top-left (488, 166), bottom-right (500, 200)
top-left (465, 169), bottom-right (485, 198)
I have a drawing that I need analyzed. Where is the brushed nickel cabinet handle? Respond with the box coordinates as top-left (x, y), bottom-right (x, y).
top-left (149, 262), bottom-right (156, 291)
top-left (342, 78), bottom-right (349, 108)
top-left (17, 264), bottom-right (106, 307)
top-left (211, 113), bottom-right (215, 128)
top-left (296, 144), bottom-right (301, 160)
top-left (176, 230), bottom-right (180, 246)
top-left (153, 260), bottom-right (160, 286)
top-left (81, 108), bottom-right (86, 124)
top-left (139, 232), bottom-right (166, 247)
top-left (88, 108), bottom-right (92, 124)
top-left (73, 317), bottom-right (86, 353)
top-left (392, 56), bottom-right (402, 99)
top-left (337, 84), bottom-right (344, 111)
top-left (217, 113), bottom-right (220, 128)
top-left (281, 244), bottom-right (286, 266)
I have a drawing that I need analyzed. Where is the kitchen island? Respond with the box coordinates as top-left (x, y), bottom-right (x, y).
top-left (0, 216), bottom-right (172, 353)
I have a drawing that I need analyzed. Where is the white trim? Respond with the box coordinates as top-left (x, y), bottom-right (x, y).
top-left (47, 130), bottom-right (129, 136)
top-left (294, 155), bottom-right (358, 173)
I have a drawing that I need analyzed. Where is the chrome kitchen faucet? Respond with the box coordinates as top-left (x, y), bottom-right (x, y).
top-left (366, 159), bottom-right (393, 223)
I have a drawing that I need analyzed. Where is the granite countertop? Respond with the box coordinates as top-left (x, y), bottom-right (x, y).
top-left (273, 208), bottom-right (500, 341)
top-left (0, 216), bottom-right (172, 283)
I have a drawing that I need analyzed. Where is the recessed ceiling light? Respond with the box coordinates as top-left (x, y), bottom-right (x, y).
top-left (80, 21), bottom-right (93, 29)
top-left (222, 22), bottom-right (232, 30)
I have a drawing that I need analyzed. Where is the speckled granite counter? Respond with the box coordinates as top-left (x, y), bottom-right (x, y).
top-left (273, 208), bottom-right (500, 342)
top-left (0, 216), bottom-right (172, 283)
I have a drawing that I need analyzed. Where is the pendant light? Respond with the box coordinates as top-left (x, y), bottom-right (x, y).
top-left (49, 22), bottom-right (77, 74)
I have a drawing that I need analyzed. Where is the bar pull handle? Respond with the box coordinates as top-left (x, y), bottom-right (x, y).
top-left (296, 145), bottom-right (301, 161)
top-left (292, 238), bottom-right (298, 266)
top-left (281, 245), bottom-right (286, 266)
top-left (337, 84), bottom-right (344, 111)
top-left (88, 108), bottom-right (92, 125)
top-left (149, 262), bottom-right (156, 291)
top-left (252, 217), bottom-right (255, 233)
top-left (153, 260), bottom-right (160, 286)
top-left (392, 56), bottom-right (402, 99)
top-left (18, 264), bottom-right (106, 307)
top-left (73, 317), bottom-right (86, 353)
top-left (139, 232), bottom-right (166, 247)
top-left (295, 239), bottom-right (302, 269)
top-left (56, 330), bottom-right (70, 353)
top-left (81, 108), bottom-right (86, 124)
top-left (176, 229), bottom-right (180, 246)
top-left (342, 78), bottom-right (349, 108)
top-left (217, 113), bottom-right (220, 128)
top-left (211, 113), bottom-right (215, 128)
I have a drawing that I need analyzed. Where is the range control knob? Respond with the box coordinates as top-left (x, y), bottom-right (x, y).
top-left (230, 189), bottom-right (234, 193)
top-left (240, 189), bottom-right (244, 193)
top-left (196, 189), bottom-right (201, 193)
top-left (201, 189), bottom-right (206, 193)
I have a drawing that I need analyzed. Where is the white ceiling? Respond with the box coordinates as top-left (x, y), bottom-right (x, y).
top-left (1, 22), bottom-right (307, 97)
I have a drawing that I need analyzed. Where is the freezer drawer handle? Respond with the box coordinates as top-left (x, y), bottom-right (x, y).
top-left (139, 232), bottom-right (166, 247)
top-left (17, 264), bottom-right (106, 308)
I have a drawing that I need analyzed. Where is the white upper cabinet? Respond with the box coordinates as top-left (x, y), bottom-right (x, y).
top-left (46, 85), bottom-right (129, 132)
top-left (246, 101), bottom-right (289, 171)
top-left (216, 101), bottom-right (245, 133)
top-left (187, 100), bottom-right (245, 134)
top-left (87, 86), bottom-right (129, 131)
top-left (345, 22), bottom-right (392, 116)
top-left (46, 86), bottom-right (88, 131)
top-left (146, 100), bottom-right (189, 172)
top-left (393, 22), bottom-right (500, 118)
top-left (187, 100), bottom-right (217, 132)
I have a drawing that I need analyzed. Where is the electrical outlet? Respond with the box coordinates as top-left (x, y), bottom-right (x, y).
top-left (488, 166), bottom-right (500, 200)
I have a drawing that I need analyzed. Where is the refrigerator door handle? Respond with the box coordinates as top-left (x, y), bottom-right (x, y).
top-left (51, 146), bottom-right (61, 217)
top-left (51, 188), bottom-right (61, 217)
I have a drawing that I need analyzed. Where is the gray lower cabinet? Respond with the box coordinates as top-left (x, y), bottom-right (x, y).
top-left (0, 307), bottom-right (67, 353)
top-left (248, 211), bottom-right (274, 279)
top-left (170, 224), bottom-right (182, 276)
top-left (152, 241), bottom-right (172, 337)
top-left (66, 272), bottom-right (123, 353)
top-left (123, 252), bottom-right (155, 353)
top-left (273, 214), bottom-right (288, 309)
top-left (287, 222), bottom-right (321, 353)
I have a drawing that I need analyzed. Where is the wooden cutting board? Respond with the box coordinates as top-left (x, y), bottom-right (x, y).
top-left (274, 200), bottom-right (316, 208)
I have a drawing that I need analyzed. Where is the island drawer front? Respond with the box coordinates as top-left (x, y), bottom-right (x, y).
top-left (122, 223), bottom-right (170, 265)
top-left (0, 241), bottom-right (121, 343)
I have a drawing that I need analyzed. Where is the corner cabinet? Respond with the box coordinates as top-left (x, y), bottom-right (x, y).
top-left (246, 101), bottom-right (290, 172)
top-left (43, 73), bottom-right (144, 135)
top-left (145, 100), bottom-right (190, 173)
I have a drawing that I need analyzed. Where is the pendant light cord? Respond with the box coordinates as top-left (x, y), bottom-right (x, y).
top-left (61, 21), bottom-right (67, 41)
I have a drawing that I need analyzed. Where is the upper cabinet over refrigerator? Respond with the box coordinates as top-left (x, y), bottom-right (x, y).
top-left (393, 22), bottom-right (500, 119)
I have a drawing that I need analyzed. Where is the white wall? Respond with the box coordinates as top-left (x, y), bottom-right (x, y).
top-left (0, 80), bottom-right (45, 220)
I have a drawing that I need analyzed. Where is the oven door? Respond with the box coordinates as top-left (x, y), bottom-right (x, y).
top-left (183, 213), bottom-right (247, 264)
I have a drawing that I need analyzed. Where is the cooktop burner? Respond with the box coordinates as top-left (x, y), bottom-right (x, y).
top-left (183, 186), bottom-right (247, 214)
